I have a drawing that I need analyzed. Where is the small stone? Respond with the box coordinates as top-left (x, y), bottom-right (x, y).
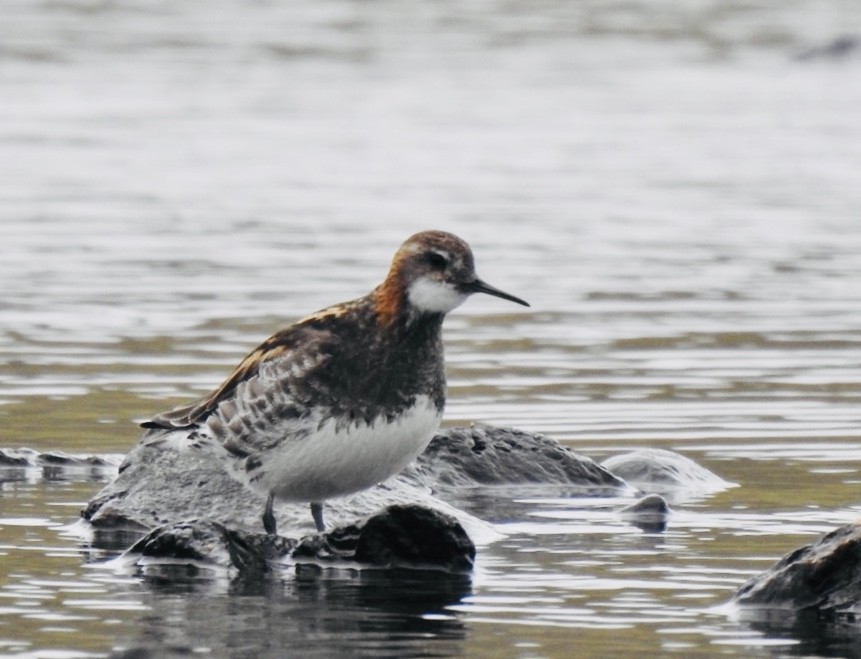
top-left (619, 494), bottom-right (671, 533)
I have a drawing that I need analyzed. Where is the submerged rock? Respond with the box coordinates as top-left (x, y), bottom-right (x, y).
top-left (601, 448), bottom-right (735, 496)
top-left (0, 448), bottom-right (36, 467)
top-left (0, 447), bottom-right (121, 483)
top-left (733, 522), bottom-right (861, 614)
top-left (618, 494), bottom-right (671, 533)
top-left (0, 447), bottom-right (119, 468)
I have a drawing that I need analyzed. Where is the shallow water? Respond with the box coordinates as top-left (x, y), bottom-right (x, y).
top-left (3, 0), bottom-right (861, 656)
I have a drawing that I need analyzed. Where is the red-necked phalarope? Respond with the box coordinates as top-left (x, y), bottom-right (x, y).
top-left (140, 230), bottom-right (529, 534)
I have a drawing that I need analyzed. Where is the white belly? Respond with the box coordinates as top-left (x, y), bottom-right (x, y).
top-left (250, 395), bottom-right (442, 503)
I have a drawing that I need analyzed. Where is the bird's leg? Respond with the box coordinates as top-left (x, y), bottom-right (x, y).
top-left (263, 493), bottom-right (277, 535)
top-left (310, 502), bottom-right (325, 532)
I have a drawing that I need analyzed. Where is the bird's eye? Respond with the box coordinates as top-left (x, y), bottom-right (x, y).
top-left (426, 251), bottom-right (449, 269)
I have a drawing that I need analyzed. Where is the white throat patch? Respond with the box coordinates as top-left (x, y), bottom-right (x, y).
top-left (407, 277), bottom-right (468, 314)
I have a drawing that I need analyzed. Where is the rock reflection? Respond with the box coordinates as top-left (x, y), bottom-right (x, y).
top-left (739, 609), bottom-right (861, 658)
top-left (110, 568), bottom-right (471, 658)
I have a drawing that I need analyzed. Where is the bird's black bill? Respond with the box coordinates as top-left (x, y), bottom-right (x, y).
top-left (465, 278), bottom-right (530, 307)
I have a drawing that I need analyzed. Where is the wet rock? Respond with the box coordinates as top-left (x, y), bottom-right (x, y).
top-left (81, 423), bottom-right (633, 571)
top-left (82, 442), bottom-right (470, 536)
top-left (601, 448), bottom-right (735, 495)
top-left (293, 504), bottom-right (475, 572)
top-left (126, 505), bottom-right (473, 574)
top-left (618, 494), bottom-right (671, 533)
top-left (83, 443), bottom-right (277, 533)
top-left (733, 522), bottom-right (861, 613)
top-left (84, 423), bottom-right (629, 536)
top-left (408, 424), bottom-right (626, 491)
top-left (0, 448), bottom-right (37, 466)
top-left (353, 504), bottom-right (475, 571)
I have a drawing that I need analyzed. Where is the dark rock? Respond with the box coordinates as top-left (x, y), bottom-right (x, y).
top-left (619, 494), bottom-right (671, 533)
top-left (601, 448), bottom-right (735, 496)
top-left (292, 504), bottom-right (475, 572)
top-left (126, 506), bottom-right (473, 574)
top-left (352, 504), bottom-right (475, 572)
top-left (408, 423), bottom-right (626, 491)
top-left (0, 448), bottom-right (37, 466)
top-left (734, 522), bottom-right (861, 613)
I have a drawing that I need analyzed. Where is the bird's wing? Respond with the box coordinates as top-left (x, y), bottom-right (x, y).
top-left (140, 323), bottom-right (333, 436)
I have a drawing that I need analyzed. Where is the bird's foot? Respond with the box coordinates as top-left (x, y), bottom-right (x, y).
top-left (263, 493), bottom-right (277, 535)
top-left (311, 502), bottom-right (325, 533)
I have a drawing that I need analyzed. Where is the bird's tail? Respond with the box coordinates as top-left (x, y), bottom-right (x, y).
top-left (138, 424), bottom-right (219, 455)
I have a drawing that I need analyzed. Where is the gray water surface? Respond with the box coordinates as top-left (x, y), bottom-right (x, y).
top-left (2, 1), bottom-right (861, 657)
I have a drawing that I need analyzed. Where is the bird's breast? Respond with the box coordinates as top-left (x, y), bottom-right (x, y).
top-left (250, 394), bottom-right (443, 502)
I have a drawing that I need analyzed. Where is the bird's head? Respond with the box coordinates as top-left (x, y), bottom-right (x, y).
top-left (378, 230), bottom-right (529, 322)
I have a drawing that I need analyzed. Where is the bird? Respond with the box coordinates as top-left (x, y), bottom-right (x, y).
top-left (139, 230), bottom-right (529, 535)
